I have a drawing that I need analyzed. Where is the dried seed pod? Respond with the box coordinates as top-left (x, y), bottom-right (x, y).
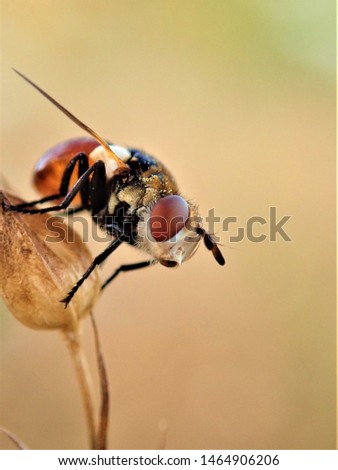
top-left (0, 191), bottom-right (100, 330)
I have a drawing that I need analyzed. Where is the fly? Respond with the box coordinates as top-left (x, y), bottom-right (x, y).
top-left (5, 69), bottom-right (225, 307)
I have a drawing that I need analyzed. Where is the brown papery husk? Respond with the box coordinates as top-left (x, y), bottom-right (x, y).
top-left (0, 191), bottom-right (100, 331)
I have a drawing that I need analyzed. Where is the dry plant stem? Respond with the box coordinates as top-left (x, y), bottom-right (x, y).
top-left (0, 426), bottom-right (28, 449)
top-left (90, 311), bottom-right (109, 450)
top-left (62, 327), bottom-right (97, 449)
top-left (158, 420), bottom-right (168, 450)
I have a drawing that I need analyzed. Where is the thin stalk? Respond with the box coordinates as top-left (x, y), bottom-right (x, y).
top-left (62, 327), bottom-right (97, 449)
top-left (0, 426), bottom-right (28, 449)
top-left (90, 311), bottom-right (109, 450)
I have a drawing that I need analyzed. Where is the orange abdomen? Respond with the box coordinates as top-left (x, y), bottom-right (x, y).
top-left (33, 137), bottom-right (99, 204)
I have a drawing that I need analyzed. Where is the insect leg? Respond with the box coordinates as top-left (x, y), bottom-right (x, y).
top-left (5, 152), bottom-right (90, 211)
top-left (59, 152), bottom-right (90, 208)
top-left (5, 161), bottom-right (106, 215)
top-left (10, 193), bottom-right (68, 209)
top-left (61, 238), bottom-right (123, 306)
top-left (88, 158), bottom-right (107, 214)
top-left (101, 260), bottom-right (153, 291)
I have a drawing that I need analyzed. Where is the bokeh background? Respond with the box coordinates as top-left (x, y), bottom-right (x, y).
top-left (0, 0), bottom-right (335, 450)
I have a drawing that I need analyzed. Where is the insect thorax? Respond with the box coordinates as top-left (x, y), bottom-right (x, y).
top-left (94, 150), bottom-right (179, 245)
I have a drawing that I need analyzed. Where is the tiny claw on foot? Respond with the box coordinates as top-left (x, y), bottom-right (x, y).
top-left (4, 204), bottom-right (26, 213)
top-left (10, 206), bottom-right (37, 214)
top-left (1, 199), bottom-right (11, 212)
top-left (60, 293), bottom-right (73, 309)
top-left (1, 200), bottom-right (40, 214)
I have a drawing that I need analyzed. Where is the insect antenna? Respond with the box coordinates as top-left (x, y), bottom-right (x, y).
top-left (196, 227), bottom-right (225, 266)
top-left (12, 68), bottom-right (130, 176)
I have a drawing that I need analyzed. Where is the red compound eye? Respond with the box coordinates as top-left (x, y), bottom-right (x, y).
top-left (150, 195), bottom-right (189, 242)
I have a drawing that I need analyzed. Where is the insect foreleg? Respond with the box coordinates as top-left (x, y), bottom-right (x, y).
top-left (101, 260), bottom-right (153, 291)
top-left (61, 238), bottom-right (123, 307)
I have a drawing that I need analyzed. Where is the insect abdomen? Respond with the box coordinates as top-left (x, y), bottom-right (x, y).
top-left (33, 136), bottom-right (99, 203)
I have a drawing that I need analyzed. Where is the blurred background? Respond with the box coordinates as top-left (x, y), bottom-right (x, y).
top-left (0, 0), bottom-right (335, 450)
